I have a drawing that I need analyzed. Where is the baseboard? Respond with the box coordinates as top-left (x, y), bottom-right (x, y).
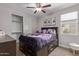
top-left (59, 44), bottom-right (70, 49)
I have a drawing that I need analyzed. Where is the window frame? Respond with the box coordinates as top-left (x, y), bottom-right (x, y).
top-left (60, 11), bottom-right (78, 35)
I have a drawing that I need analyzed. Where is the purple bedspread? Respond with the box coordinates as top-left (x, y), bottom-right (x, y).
top-left (27, 33), bottom-right (56, 48)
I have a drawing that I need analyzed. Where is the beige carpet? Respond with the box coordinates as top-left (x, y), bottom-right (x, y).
top-left (16, 45), bottom-right (73, 56)
top-left (16, 44), bottom-right (25, 56)
top-left (49, 47), bottom-right (73, 56)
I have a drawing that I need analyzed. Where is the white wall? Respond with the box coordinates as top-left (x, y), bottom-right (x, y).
top-left (38, 4), bottom-right (79, 48)
top-left (0, 4), bottom-right (38, 40)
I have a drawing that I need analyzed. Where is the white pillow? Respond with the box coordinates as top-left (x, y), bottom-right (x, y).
top-left (42, 30), bottom-right (47, 34)
top-left (48, 29), bottom-right (56, 34)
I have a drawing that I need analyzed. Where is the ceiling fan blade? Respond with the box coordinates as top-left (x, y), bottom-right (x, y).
top-left (26, 7), bottom-right (35, 8)
top-left (41, 10), bottom-right (46, 13)
top-left (34, 10), bottom-right (37, 14)
top-left (42, 4), bottom-right (51, 8)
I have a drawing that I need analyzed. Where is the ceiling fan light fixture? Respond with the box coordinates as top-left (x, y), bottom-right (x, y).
top-left (36, 8), bottom-right (42, 11)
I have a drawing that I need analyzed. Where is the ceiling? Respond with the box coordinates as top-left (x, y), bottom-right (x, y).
top-left (25, 3), bottom-right (77, 17)
top-left (0, 3), bottom-right (78, 18)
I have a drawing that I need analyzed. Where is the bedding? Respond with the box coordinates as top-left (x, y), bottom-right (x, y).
top-left (19, 33), bottom-right (56, 51)
top-left (28, 33), bottom-right (56, 43)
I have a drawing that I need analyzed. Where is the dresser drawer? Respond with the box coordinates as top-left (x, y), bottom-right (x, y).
top-left (0, 40), bottom-right (16, 56)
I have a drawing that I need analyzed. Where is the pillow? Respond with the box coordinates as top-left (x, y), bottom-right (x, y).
top-left (42, 29), bottom-right (48, 34)
top-left (48, 29), bottom-right (56, 34)
top-left (36, 30), bottom-right (40, 33)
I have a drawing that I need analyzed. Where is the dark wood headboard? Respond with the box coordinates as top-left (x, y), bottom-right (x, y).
top-left (41, 27), bottom-right (59, 45)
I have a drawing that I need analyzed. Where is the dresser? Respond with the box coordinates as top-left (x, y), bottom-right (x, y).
top-left (0, 35), bottom-right (16, 56)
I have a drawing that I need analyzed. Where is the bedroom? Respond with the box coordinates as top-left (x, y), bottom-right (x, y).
top-left (0, 3), bottom-right (79, 56)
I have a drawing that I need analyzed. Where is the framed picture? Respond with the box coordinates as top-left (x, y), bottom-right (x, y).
top-left (52, 17), bottom-right (56, 25)
top-left (43, 17), bottom-right (56, 26)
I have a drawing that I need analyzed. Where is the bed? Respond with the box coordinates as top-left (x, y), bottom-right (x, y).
top-left (19, 27), bottom-right (59, 56)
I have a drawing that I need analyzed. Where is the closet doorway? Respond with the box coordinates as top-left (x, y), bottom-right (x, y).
top-left (12, 14), bottom-right (23, 42)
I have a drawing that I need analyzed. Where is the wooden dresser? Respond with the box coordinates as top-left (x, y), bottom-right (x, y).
top-left (0, 35), bottom-right (16, 56)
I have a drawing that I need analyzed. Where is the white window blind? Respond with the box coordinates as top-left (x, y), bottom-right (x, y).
top-left (61, 11), bottom-right (78, 21)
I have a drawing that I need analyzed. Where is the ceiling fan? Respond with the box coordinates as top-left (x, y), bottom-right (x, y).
top-left (26, 3), bottom-right (51, 14)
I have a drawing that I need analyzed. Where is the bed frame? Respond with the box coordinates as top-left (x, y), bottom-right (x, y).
top-left (19, 27), bottom-right (59, 56)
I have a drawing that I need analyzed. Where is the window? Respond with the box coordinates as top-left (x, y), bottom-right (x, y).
top-left (61, 11), bottom-right (78, 35)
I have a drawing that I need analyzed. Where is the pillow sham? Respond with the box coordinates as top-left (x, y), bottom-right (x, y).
top-left (48, 29), bottom-right (56, 34)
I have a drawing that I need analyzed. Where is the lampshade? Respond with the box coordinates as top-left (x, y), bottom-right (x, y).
top-left (0, 30), bottom-right (6, 37)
